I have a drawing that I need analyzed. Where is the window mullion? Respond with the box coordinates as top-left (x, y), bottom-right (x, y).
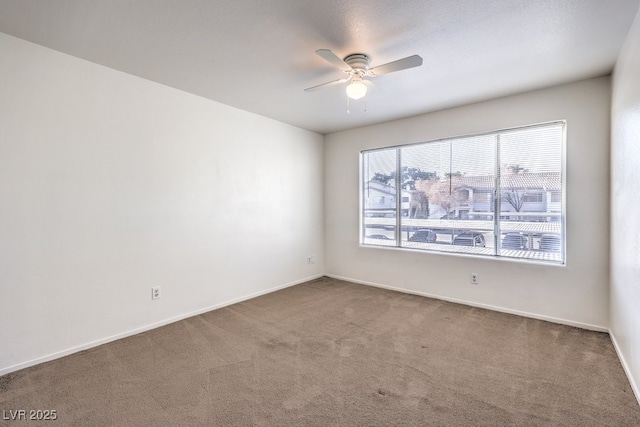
top-left (494, 134), bottom-right (501, 255)
top-left (396, 148), bottom-right (402, 247)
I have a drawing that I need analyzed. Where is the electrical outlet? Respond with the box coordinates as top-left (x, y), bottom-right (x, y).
top-left (308, 255), bottom-right (315, 264)
top-left (152, 286), bottom-right (161, 300)
top-left (470, 273), bottom-right (479, 285)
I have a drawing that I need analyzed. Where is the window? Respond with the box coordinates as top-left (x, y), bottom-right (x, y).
top-left (522, 193), bottom-right (544, 203)
top-left (474, 192), bottom-right (490, 203)
top-left (361, 122), bottom-right (565, 264)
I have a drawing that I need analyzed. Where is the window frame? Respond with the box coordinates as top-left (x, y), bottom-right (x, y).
top-left (359, 121), bottom-right (567, 265)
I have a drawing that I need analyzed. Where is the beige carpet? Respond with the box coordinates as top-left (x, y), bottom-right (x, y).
top-left (1, 276), bottom-right (639, 426)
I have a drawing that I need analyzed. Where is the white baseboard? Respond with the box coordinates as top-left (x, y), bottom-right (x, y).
top-left (0, 274), bottom-right (323, 377)
top-left (325, 273), bottom-right (609, 333)
top-left (609, 331), bottom-right (640, 407)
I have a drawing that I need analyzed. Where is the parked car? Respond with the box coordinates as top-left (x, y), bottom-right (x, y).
top-left (453, 231), bottom-right (486, 247)
top-left (366, 234), bottom-right (392, 240)
top-left (502, 232), bottom-right (528, 250)
top-left (408, 229), bottom-right (437, 243)
top-left (540, 234), bottom-right (561, 252)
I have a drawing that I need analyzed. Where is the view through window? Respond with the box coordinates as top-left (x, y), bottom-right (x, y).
top-left (361, 122), bottom-right (565, 264)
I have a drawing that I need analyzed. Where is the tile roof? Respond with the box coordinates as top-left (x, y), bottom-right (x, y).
top-left (418, 172), bottom-right (561, 191)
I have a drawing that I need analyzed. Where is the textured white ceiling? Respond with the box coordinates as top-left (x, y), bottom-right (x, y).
top-left (1, 0), bottom-right (638, 134)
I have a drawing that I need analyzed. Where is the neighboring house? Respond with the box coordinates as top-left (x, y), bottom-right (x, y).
top-left (413, 172), bottom-right (561, 221)
top-left (363, 180), bottom-right (411, 217)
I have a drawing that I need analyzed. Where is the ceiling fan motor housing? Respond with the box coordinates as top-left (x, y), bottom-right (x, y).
top-left (344, 54), bottom-right (370, 71)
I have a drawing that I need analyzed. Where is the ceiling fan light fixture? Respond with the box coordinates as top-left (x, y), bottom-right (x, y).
top-left (346, 81), bottom-right (367, 100)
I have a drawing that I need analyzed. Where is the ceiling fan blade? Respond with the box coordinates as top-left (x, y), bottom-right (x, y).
top-left (369, 55), bottom-right (423, 76)
top-left (304, 77), bottom-right (350, 92)
top-left (316, 49), bottom-right (351, 70)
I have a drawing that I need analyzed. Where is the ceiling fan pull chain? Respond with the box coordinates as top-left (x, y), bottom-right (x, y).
top-left (346, 95), bottom-right (350, 114)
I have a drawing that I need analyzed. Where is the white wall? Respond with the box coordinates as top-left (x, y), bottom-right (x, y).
top-left (0, 33), bottom-right (324, 374)
top-left (325, 77), bottom-right (611, 330)
top-left (610, 7), bottom-right (640, 401)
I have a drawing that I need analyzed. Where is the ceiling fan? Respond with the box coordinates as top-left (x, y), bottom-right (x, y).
top-left (304, 49), bottom-right (423, 100)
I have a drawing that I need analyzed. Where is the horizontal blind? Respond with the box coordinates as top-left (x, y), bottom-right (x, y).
top-left (361, 121), bottom-right (565, 264)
